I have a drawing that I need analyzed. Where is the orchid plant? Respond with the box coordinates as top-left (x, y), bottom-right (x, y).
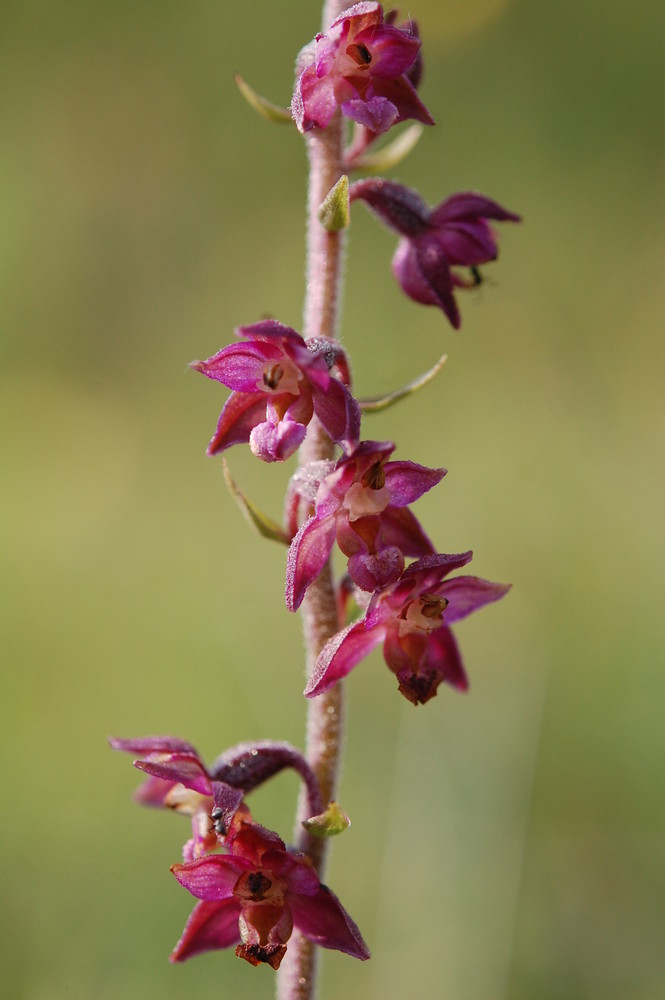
top-left (111, 3), bottom-right (519, 998)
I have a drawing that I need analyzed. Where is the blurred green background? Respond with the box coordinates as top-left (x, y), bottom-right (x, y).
top-left (2, 1), bottom-right (664, 998)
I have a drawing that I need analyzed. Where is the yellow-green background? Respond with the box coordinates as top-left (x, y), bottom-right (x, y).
top-left (2, 1), bottom-right (663, 997)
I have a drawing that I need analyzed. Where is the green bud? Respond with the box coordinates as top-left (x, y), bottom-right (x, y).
top-left (318, 175), bottom-right (350, 232)
top-left (302, 801), bottom-right (351, 839)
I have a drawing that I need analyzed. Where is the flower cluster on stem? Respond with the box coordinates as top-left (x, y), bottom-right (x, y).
top-left (111, 4), bottom-right (519, 998)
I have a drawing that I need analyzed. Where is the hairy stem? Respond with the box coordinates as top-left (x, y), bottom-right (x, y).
top-left (277, 6), bottom-right (349, 998)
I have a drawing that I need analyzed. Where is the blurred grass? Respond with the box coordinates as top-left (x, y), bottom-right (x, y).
top-left (2, 1), bottom-right (664, 998)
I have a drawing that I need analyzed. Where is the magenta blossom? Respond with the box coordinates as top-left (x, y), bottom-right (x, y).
top-left (292, 2), bottom-right (433, 134)
top-left (110, 736), bottom-right (328, 859)
top-left (171, 813), bottom-right (370, 969)
top-left (305, 552), bottom-right (510, 705)
top-left (286, 440), bottom-right (445, 609)
top-left (109, 736), bottom-right (233, 862)
top-left (191, 321), bottom-right (360, 463)
top-left (350, 179), bottom-right (521, 328)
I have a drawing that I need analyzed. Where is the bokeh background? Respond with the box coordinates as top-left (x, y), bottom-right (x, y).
top-left (2, 1), bottom-right (664, 998)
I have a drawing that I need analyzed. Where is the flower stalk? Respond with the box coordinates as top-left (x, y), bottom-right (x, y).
top-left (277, 88), bottom-right (348, 1000)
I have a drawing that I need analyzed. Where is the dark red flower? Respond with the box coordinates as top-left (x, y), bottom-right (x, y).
top-left (306, 552), bottom-right (510, 705)
top-left (170, 815), bottom-right (369, 968)
top-left (350, 179), bottom-right (521, 327)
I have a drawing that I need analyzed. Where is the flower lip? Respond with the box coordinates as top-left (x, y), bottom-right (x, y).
top-left (234, 869), bottom-right (284, 904)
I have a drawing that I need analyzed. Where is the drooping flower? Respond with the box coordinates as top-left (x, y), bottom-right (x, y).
top-left (305, 552), bottom-right (510, 705)
top-left (292, 2), bottom-right (434, 135)
top-left (285, 440), bottom-right (445, 609)
top-left (170, 813), bottom-right (370, 968)
top-left (350, 179), bottom-right (521, 328)
top-left (191, 321), bottom-right (360, 463)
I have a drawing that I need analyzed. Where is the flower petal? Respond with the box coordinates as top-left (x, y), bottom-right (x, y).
top-left (134, 755), bottom-right (212, 796)
top-left (440, 575), bottom-right (511, 623)
top-left (170, 899), bottom-right (241, 962)
top-left (412, 239), bottom-right (461, 328)
top-left (403, 551), bottom-right (474, 589)
top-left (132, 774), bottom-right (176, 807)
top-left (379, 506), bottom-right (435, 558)
top-left (235, 320), bottom-right (305, 346)
top-left (384, 460), bottom-right (446, 506)
top-left (429, 192), bottom-right (521, 226)
top-left (358, 23), bottom-right (421, 78)
top-left (108, 735), bottom-right (198, 755)
top-left (367, 74), bottom-right (434, 126)
top-left (286, 515), bottom-right (338, 611)
top-left (282, 858), bottom-right (321, 897)
top-left (306, 620), bottom-right (383, 697)
top-left (192, 341), bottom-right (281, 392)
top-left (207, 392), bottom-right (267, 455)
top-left (311, 375), bottom-right (361, 446)
top-left (290, 884), bottom-right (370, 959)
top-left (427, 626), bottom-right (469, 690)
top-left (171, 854), bottom-right (248, 901)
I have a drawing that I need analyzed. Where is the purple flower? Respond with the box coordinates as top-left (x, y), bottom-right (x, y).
top-left (350, 180), bottom-right (521, 328)
top-left (109, 736), bottom-right (229, 861)
top-left (170, 813), bottom-right (370, 968)
top-left (305, 552), bottom-right (510, 705)
top-left (292, 3), bottom-right (434, 135)
top-left (286, 440), bottom-right (445, 609)
top-left (110, 736), bottom-right (329, 859)
top-left (191, 321), bottom-right (360, 463)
